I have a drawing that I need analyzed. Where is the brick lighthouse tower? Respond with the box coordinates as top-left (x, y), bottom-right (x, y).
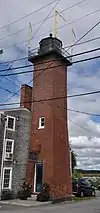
top-left (26, 33), bottom-right (72, 200)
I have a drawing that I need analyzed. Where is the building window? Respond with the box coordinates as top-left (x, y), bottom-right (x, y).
top-left (38, 117), bottom-right (45, 129)
top-left (7, 116), bottom-right (16, 131)
top-left (5, 139), bottom-right (14, 160)
top-left (3, 168), bottom-right (12, 189)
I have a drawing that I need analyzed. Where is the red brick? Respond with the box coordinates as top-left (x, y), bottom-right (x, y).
top-left (26, 53), bottom-right (72, 198)
top-left (20, 84), bottom-right (32, 111)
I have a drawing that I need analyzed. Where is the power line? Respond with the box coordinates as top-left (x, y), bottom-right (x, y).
top-left (2, 59), bottom-right (56, 103)
top-left (1, 89), bottom-right (100, 107)
top-left (0, 47), bottom-right (100, 73)
top-left (0, 86), bottom-right (19, 95)
top-left (2, 6), bottom-right (100, 52)
top-left (2, 69), bottom-right (47, 103)
top-left (68, 108), bottom-right (100, 117)
top-left (0, 17), bottom-right (100, 108)
top-left (2, 0), bottom-right (61, 105)
top-left (67, 20), bottom-right (100, 51)
top-left (0, 0), bottom-right (60, 90)
top-left (69, 118), bottom-right (93, 133)
top-left (7, 0), bottom-right (60, 72)
top-left (0, 52), bottom-right (99, 105)
top-left (0, 0), bottom-right (57, 31)
top-left (38, 9), bottom-right (100, 49)
top-left (0, 56), bottom-right (28, 65)
top-left (0, 0), bottom-right (60, 95)
top-left (0, 54), bottom-right (100, 77)
top-left (1, 0), bottom-right (93, 107)
top-left (2, 16), bottom-right (100, 105)
top-left (2, 58), bottom-right (59, 104)
top-left (73, 55), bottom-right (100, 64)
top-left (0, 0), bottom-right (86, 43)
top-left (3, 76), bottom-right (20, 89)
top-left (68, 89), bottom-right (100, 98)
top-left (0, 35), bottom-right (100, 66)
top-left (66, 36), bottom-right (100, 49)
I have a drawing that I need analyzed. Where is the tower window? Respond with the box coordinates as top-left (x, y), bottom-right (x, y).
top-left (3, 167), bottom-right (12, 189)
top-left (38, 117), bottom-right (45, 129)
top-left (6, 116), bottom-right (16, 131)
top-left (5, 139), bottom-right (14, 160)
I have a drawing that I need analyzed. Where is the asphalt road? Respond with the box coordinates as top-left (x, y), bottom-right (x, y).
top-left (0, 198), bottom-right (100, 213)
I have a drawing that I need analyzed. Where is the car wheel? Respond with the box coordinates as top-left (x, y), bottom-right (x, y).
top-left (92, 190), bottom-right (95, 197)
top-left (80, 191), bottom-right (84, 198)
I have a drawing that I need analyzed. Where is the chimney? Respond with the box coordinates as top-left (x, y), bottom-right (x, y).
top-left (20, 84), bottom-right (32, 111)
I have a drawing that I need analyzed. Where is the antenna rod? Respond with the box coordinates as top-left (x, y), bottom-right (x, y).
top-left (54, 10), bottom-right (57, 38)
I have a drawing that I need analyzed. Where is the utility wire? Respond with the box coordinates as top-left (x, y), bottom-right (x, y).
top-left (1, 43), bottom-right (99, 100)
top-left (65, 36), bottom-right (100, 49)
top-left (0, 0), bottom-right (60, 95)
top-left (0, 102), bottom-right (99, 132)
top-left (0, 52), bottom-right (99, 104)
top-left (0, 54), bottom-right (100, 77)
top-left (0, 86), bottom-right (19, 95)
top-left (67, 20), bottom-right (100, 51)
top-left (0, 0), bottom-right (86, 42)
top-left (2, 6), bottom-right (100, 52)
top-left (0, 47), bottom-right (100, 73)
top-left (69, 119), bottom-right (93, 133)
top-left (3, 59), bottom-right (57, 103)
top-left (68, 90), bottom-right (100, 98)
top-left (0, 35), bottom-right (100, 66)
top-left (0, 0), bottom-right (57, 31)
top-left (68, 108), bottom-right (100, 117)
top-left (2, 16), bottom-right (100, 105)
top-left (0, 75), bottom-right (21, 88)
top-left (1, 1), bottom-right (95, 106)
top-left (4, 77), bottom-right (20, 89)
top-left (5, 0), bottom-right (60, 72)
top-left (1, 0), bottom-right (61, 105)
top-left (73, 55), bottom-right (100, 64)
top-left (1, 89), bottom-right (100, 107)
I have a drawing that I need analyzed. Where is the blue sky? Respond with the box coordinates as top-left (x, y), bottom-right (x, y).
top-left (0, 0), bottom-right (100, 169)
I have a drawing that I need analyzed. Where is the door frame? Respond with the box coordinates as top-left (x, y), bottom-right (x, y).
top-left (34, 162), bottom-right (44, 193)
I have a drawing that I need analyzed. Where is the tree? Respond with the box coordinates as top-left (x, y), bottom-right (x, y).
top-left (72, 170), bottom-right (83, 179)
top-left (71, 150), bottom-right (77, 174)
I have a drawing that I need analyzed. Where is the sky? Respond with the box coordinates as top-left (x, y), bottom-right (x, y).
top-left (0, 0), bottom-right (100, 170)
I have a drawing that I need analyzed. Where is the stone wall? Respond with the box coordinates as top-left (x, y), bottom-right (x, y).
top-left (2, 108), bottom-right (31, 196)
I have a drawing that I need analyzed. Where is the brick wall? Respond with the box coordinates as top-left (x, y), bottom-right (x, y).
top-left (20, 84), bottom-right (32, 111)
top-left (27, 53), bottom-right (72, 198)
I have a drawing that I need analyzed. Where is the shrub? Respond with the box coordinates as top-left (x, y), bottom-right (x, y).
top-left (36, 182), bottom-right (50, 202)
top-left (17, 181), bottom-right (32, 200)
top-left (98, 185), bottom-right (100, 190)
top-left (1, 190), bottom-right (13, 200)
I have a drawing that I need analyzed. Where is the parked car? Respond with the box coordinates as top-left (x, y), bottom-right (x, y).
top-left (72, 178), bottom-right (96, 198)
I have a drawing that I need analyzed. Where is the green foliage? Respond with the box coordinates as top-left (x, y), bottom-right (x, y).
top-left (36, 182), bottom-right (50, 202)
top-left (1, 190), bottom-right (13, 200)
top-left (72, 170), bottom-right (83, 179)
top-left (71, 150), bottom-right (77, 174)
top-left (92, 178), bottom-right (100, 188)
top-left (17, 181), bottom-right (32, 200)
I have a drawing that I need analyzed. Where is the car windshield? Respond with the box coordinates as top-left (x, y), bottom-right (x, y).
top-left (79, 179), bottom-right (91, 186)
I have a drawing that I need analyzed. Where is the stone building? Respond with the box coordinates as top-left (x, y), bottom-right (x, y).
top-left (0, 108), bottom-right (31, 197)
